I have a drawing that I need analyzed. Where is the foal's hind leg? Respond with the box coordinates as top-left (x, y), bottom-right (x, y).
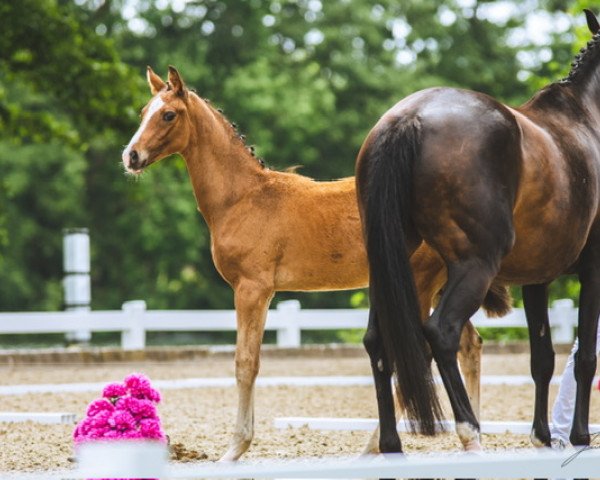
top-left (220, 281), bottom-right (274, 462)
top-left (458, 321), bottom-right (482, 420)
top-left (570, 240), bottom-right (600, 446)
top-left (363, 307), bottom-right (402, 453)
top-left (522, 283), bottom-right (554, 447)
top-left (424, 259), bottom-right (500, 451)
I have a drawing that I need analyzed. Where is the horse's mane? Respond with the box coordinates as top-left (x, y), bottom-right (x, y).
top-left (522, 31), bottom-right (600, 113)
top-left (559, 30), bottom-right (600, 85)
top-left (189, 89), bottom-right (266, 169)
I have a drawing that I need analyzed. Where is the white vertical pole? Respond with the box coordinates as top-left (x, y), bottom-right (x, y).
top-left (63, 228), bottom-right (91, 343)
top-left (276, 300), bottom-right (302, 348)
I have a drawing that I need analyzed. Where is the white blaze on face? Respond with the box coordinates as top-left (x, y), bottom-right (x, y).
top-left (122, 96), bottom-right (165, 169)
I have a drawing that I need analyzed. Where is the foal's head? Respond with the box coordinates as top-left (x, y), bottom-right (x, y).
top-left (122, 66), bottom-right (196, 174)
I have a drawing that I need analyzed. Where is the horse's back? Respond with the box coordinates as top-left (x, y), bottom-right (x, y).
top-left (368, 86), bottom-right (600, 282)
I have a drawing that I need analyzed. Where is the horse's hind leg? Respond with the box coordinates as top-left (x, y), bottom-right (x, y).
top-left (570, 239), bottom-right (600, 446)
top-left (363, 321), bottom-right (481, 455)
top-left (220, 281), bottom-right (274, 462)
top-left (363, 307), bottom-right (402, 453)
top-left (424, 258), bottom-right (500, 451)
top-left (522, 283), bottom-right (554, 447)
top-left (411, 245), bottom-right (482, 419)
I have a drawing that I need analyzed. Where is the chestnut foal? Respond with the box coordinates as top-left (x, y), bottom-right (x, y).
top-left (122, 66), bottom-right (505, 460)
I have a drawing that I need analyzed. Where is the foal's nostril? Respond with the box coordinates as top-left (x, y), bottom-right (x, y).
top-left (129, 150), bottom-right (139, 168)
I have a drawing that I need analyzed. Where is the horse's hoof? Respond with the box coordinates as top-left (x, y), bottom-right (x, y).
top-left (379, 438), bottom-right (402, 453)
top-left (530, 428), bottom-right (551, 448)
top-left (569, 432), bottom-right (591, 446)
top-left (464, 440), bottom-right (483, 452)
top-left (457, 422), bottom-right (481, 452)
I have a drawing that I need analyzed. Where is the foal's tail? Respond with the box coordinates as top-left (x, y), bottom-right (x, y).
top-left (362, 117), bottom-right (443, 436)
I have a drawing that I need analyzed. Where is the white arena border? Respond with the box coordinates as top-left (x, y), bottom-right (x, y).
top-left (274, 417), bottom-right (600, 435)
top-left (167, 448), bottom-right (600, 479)
top-left (7, 441), bottom-right (600, 479)
top-left (2, 374), bottom-right (599, 396)
top-left (0, 412), bottom-right (75, 424)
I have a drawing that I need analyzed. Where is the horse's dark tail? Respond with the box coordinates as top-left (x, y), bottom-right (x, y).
top-left (362, 117), bottom-right (444, 436)
top-left (482, 282), bottom-right (512, 318)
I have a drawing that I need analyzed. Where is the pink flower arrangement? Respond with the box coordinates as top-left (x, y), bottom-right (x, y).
top-left (74, 373), bottom-right (165, 444)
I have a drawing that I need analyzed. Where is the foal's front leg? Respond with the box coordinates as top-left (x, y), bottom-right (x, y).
top-left (220, 282), bottom-right (273, 462)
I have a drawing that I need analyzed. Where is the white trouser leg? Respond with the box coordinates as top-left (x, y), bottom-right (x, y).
top-left (550, 327), bottom-right (600, 444)
top-left (550, 339), bottom-right (579, 444)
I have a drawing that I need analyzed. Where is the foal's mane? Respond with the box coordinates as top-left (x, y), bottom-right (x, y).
top-left (188, 89), bottom-right (266, 169)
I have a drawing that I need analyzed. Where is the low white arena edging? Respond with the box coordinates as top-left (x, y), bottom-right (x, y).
top-left (2, 374), bottom-right (599, 396)
top-left (5, 442), bottom-right (600, 478)
top-left (72, 441), bottom-right (600, 478)
top-left (0, 412), bottom-right (76, 424)
top-left (274, 417), bottom-right (600, 435)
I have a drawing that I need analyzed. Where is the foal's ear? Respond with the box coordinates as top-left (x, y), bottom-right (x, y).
top-left (146, 66), bottom-right (166, 95)
top-left (584, 9), bottom-right (600, 35)
top-left (167, 65), bottom-right (187, 98)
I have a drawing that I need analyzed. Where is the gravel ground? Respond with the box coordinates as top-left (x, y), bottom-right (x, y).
top-left (0, 350), bottom-right (598, 473)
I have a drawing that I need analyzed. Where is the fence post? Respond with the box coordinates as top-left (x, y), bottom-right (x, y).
top-left (63, 228), bottom-right (92, 343)
top-left (121, 301), bottom-right (147, 350)
top-left (276, 300), bottom-right (301, 348)
top-left (551, 299), bottom-right (576, 344)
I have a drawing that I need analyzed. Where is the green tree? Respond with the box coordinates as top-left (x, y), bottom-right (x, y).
top-left (0, 0), bottom-right (588, 313)
top-left (0, 0), bottom-right (141, 309)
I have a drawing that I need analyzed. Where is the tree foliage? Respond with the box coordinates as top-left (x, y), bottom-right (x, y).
top-left (0, 0), bottom-right (590, 311)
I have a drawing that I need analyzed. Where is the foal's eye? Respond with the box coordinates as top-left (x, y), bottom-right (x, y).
top-left (163, 111), bottom-right (176, 122)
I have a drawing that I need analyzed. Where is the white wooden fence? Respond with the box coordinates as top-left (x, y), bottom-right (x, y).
top-left (0, 298), bottom-right (578, 350)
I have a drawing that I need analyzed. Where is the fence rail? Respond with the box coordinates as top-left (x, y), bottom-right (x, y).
top-left (0, 299), bottom-right (577, 350)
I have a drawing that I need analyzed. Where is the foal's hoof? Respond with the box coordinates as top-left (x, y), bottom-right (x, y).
top-left (217, 454), bottom-right (237, 463)
top-left (219, 440), bottom-right (251, 463)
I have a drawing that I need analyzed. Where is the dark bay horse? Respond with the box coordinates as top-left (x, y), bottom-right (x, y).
top-left (121, 66), bottom-right (510, 459)
top-left (356, 10), bottom-right (600, 453)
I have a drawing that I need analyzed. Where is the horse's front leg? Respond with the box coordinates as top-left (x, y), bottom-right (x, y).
top-left (220, 281), bottom-right (274, 462)
top-left (522, 283), bottom-right (554, 447)
top-left (570, 240), bottom-right (600, 446)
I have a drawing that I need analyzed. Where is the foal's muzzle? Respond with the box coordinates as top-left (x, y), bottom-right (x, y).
top-left (125, 149), bottom-right (148, 173)
top-left (129, 150), bottom-right (141, 169)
